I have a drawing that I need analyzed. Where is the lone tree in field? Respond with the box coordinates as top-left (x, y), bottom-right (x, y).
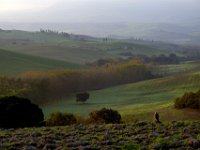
top-left (76, 92), bottom-right (90, 103)
top-left (0, 96), bottom-right (44, 128)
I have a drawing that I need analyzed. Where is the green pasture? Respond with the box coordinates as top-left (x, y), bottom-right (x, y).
top-left (0, 49), bottom-right (82, 76)
top-left (42, 70), bottom-right (200, 121)
top-left (0, 30), bottom-right (175, 65)
top-left (155, 61), bottom-right (200, 76)
top-left (1, 30), bottom-right (200, 121)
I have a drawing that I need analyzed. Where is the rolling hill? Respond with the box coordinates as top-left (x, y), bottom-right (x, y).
top-left (2, 22), bottom-right (200, 45)
top-left (42, 62), bottom-right (200, 121)
top-left (0, 30), bottom-right (179, 65)
top-left (1, 29), bottom-right (200, 121)
top-left (0, 49), bottom-right (82, 76)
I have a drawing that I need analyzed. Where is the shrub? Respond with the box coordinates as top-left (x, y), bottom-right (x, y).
top-left (0, 96), bottom-right (44, 128)
top-left (88, 108), bottom-right (121, 124)
top-left (174, 91), bottom-right (200, 109)
top-left (46, 112), bottom-right (77, 126)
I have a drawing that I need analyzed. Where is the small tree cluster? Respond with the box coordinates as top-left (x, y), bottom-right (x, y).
top-left (88, 108), bottom-right (121, 124)
top-left (46, 112), bottom-right (77, 126)
top-left (0, 96), bottom-right (44, 128)
top-left (175, 90), bottom-right (200, 109)
top-left (76, 92), bottom-right (90, 103)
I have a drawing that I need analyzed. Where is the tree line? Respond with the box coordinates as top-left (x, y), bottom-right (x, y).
top-left (0, 61), bottom-right (155, 105)
top-left (89, 53), bottom-right (183, 67)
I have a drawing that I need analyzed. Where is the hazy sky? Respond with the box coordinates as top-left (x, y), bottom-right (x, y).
top-left (0, 0), bottom-right (199, 24)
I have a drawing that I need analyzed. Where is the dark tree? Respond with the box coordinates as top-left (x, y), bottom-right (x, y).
top-left (0, 96), bottom-right (44, 128)
top-left (88, 108), bottom-right (121, 124)
top-left (76, 92), bottom-right (90, 103)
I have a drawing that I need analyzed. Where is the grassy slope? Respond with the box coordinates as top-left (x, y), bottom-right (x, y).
top-left (1, 30), bottom-right (199, 121)
top-left (1, 43), bottom-right (111, 65)
top-left (0, 49), bottom-right (82, 76)
top-left (42, 62), bottom-right (200, 121)
top-left (0, 30), bottom-right (174, 64)
top-left (154, 61), bottom-right (200, 76)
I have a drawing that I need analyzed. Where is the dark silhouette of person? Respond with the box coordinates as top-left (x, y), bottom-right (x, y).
top-left (154, 112), bottom-right (161, 123)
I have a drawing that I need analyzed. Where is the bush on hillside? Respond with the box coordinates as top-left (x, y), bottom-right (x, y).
top-left (46, 112), bottom-right (77, 126)
top-left (0, 96), bottom-right (44, 128)
top-left (174, 90), bottom-right (200, 109)
top-left (88, 108), bottom-right (121, 124)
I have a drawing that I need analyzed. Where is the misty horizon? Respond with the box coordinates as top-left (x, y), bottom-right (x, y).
top-left (0, 0), bottom-right (200, 45)
top-left (0, 0), bottom-right (199, 24)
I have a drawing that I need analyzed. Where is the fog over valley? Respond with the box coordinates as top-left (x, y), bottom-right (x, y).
top-left (0, 0), bottom-right (200, 45)
top-left (0, 0), bottom-right (199, 24)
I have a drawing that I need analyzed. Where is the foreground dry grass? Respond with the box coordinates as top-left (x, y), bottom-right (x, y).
top-left (1, 121), bottom-right (200, 150)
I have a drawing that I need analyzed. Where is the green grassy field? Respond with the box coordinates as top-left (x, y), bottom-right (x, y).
top-left (0, 30), bottom-right (176, 65)
top-left (0, 49), bottom-right (82, 76)
top-left (1, 30), bottom-right (199, 122)
top-left (154, 61), bottom-right (200, 76)
top-left (1, 43), bottom-right (112, 64)
top-left (0, 41), bottom-right (169, 64)
top-left (42, 67), bottom-right (200, 121)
